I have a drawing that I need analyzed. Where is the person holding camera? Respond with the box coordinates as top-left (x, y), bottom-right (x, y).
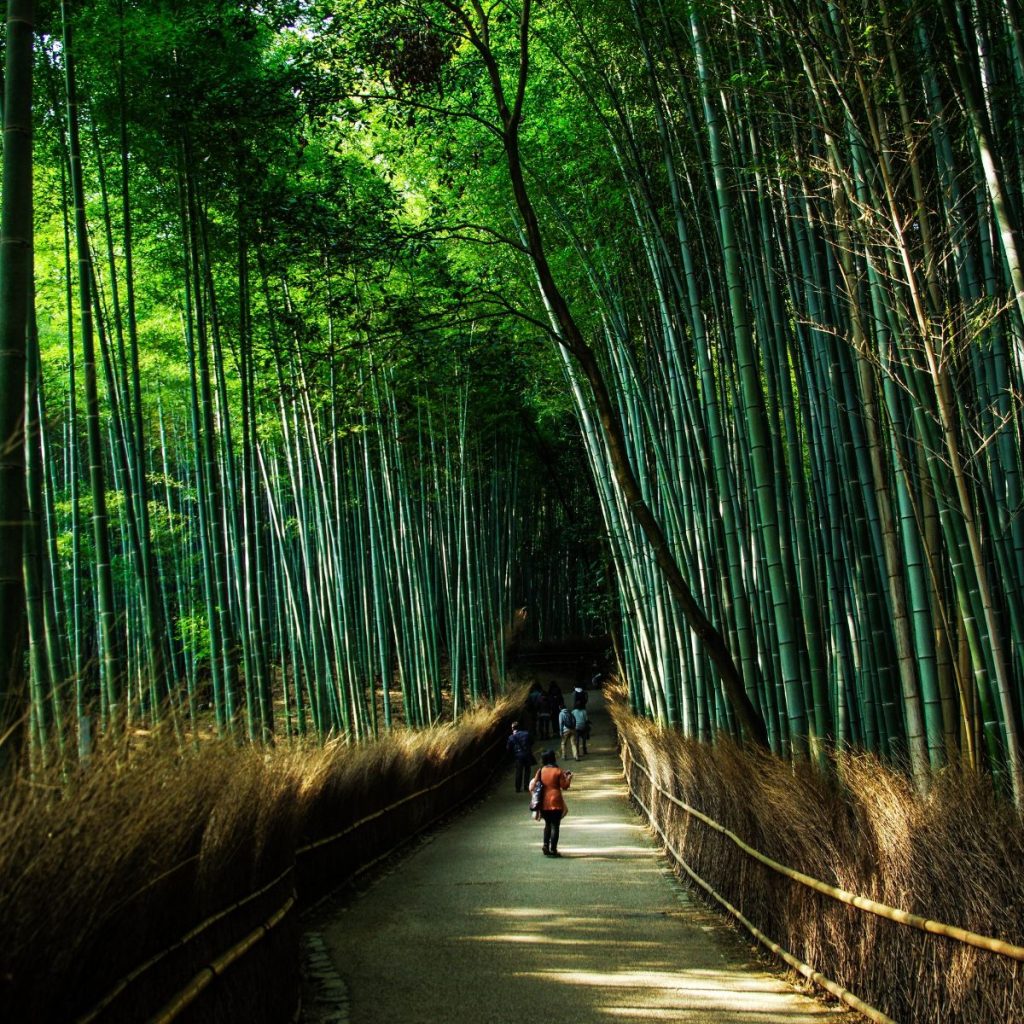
top-left (529, 749), bottom-right (573, 857)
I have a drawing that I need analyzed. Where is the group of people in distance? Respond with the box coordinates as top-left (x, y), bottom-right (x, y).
top-left (525, 679), bottom-right (592, 753)
top-left (506, 677), bottom-right (596, 858)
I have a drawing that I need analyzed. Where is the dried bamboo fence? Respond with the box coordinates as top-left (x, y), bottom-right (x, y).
top-left (2, 702), bottom-right (516, 1024)
top-left (614, 703), bottom-right (1024, 1024)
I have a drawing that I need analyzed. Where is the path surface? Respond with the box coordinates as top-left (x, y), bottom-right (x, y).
top-left (304, 693), bottom-right (840, 1024)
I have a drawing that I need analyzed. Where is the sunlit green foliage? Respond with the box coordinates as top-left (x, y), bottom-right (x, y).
top-left (8, 0), bottom-right (1024, 804)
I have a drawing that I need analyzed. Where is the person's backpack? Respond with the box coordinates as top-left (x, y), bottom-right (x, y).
top-left (560, 708), bottom-right (575, 732)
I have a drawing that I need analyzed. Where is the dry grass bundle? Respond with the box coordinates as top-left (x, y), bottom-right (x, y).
top-left (609, 687), bottom-right (1024, 1024)
top-left (0, 692), bottom-right (517, 1023)
top-left (286, 692), bottom-right (518, 897)
top-left (0, 733), bottom-right (299, 1022)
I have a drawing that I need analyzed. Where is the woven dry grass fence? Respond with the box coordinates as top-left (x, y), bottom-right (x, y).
top-left (609, 690), bottom-right (1024, 1024)
top-left (0, 693), bottom-right (519, 1024)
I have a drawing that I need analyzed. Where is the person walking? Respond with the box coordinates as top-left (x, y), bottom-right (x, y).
top-left (529, 749), bottom-right (572, 857)
top-left (558, 705), bottom-right (577, 761)
top-left (506, 721), bottom-right (535, 793)
top-left (535, 692), bottom-right (552, 740)
top-left (525, 682), bottom-right (544, 735)
top-left (572, 704), bottom-right (590, 757)
top-left (546, 681), bottom-right (564, 715)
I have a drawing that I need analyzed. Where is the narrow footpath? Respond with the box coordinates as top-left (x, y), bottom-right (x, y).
top-left (302, 692), bottom-right (840, 1024)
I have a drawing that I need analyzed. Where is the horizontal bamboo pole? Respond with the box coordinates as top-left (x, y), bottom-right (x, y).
top-left (81, 729), bottom-right (508, 1023)
top-left (147, 896), bottom-right (297, 1024)
top-left (630, 774), bottom-right (898, 1024)
top-left (296, 734), bottom-right (504, 855)
top-left (622, 740), bottom-right (1024, 961)
top-left (76, 865), bottom-right (296, 1024)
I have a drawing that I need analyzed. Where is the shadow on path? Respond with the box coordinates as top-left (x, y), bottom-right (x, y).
top-left (308, 692), bottom-right (840, 1024)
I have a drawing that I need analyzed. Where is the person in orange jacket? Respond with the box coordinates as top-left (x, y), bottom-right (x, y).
top-left (529, 749), bottom-right (573, 857)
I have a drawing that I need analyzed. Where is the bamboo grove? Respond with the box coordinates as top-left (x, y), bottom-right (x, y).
top-left (2, 0), bottom-right (1024, 805)
top-left (2, 0), bottom-right (596, 764)
top-left (547, 0), bottom-right (1024, 800)
top-left (337, 0), bottom-right (1024, 801)
top-left (548, 0), bottom-right (1024, 799)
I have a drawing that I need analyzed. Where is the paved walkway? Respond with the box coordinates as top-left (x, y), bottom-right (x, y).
top-left (305, 693), bottom-right (840, 1023)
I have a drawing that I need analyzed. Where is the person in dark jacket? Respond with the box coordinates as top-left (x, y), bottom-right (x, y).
top-left (546, 681), bottom-right (564, 714)
top-left (506, 721), bottom-right (534, 793)
top-left (535, 692), bottom-right (552, 739)
top-left (527, 682), bottom-right (549, 738)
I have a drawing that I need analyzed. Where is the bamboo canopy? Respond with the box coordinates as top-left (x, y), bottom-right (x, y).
top-left (0, 0), bottom-right (1021, 806)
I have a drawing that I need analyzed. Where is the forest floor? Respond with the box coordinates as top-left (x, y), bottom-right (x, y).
top-left (299, 691), bottom-right (850, 1024)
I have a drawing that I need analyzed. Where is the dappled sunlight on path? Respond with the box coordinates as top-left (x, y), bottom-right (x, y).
top-left (310, 691), bottom-right (838, 1023)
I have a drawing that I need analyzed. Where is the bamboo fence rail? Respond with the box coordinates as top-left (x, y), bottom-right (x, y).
top-left (75, 866), bottom-right (296, 1024)
top-left (148, 896), bottom-right (297, 1024)
top-left (629, 775), bottom-right (897, 1024)
top-left (76, 732), bottom-right (508, 1024)
top-left (621, 740), bottom-right (1024, 961)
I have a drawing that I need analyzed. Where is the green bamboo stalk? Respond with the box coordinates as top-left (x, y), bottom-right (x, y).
top-left (62, 0), bottom-right (121, 722)
top-left (0, 0), bottom-right (34, 770)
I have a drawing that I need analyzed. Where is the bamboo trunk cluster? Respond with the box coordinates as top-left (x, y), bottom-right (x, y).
top-left (18, 52), bottom-right (577, 753)
top-left (548, 0), bottom-right (1024, 797)
top-left (0, 0), bottom-right (34, 772)
top-left (31, 354), bottom-right (546, 745)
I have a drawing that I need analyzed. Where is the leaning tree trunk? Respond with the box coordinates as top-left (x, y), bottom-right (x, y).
top-left (449, 0), bottom-right (769, 747)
